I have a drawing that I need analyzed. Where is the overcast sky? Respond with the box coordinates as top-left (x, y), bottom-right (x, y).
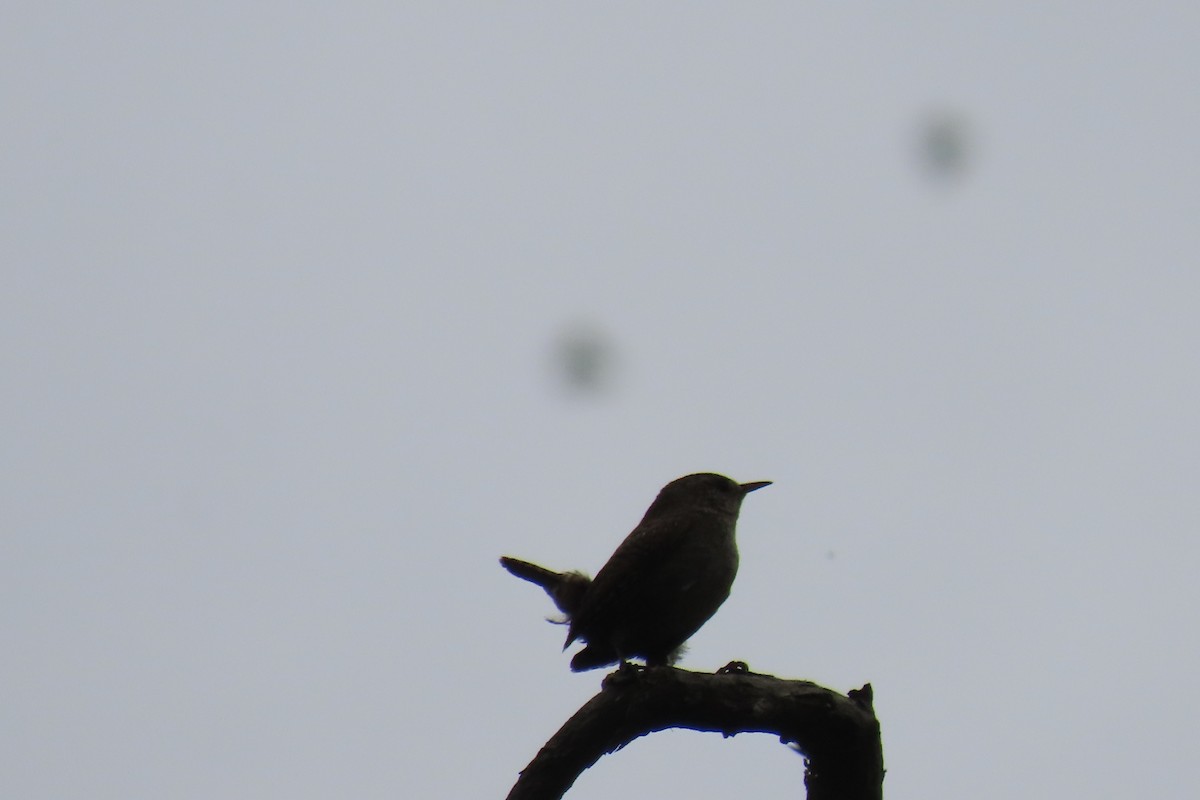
top-left (4, 4), bottom-right (1198, 799)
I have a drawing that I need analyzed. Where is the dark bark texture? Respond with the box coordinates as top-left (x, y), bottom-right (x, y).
top-left (505, 662), bottom-right (884, 800)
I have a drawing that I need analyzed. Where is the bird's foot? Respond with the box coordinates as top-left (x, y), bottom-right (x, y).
top-left (602, 660), bottom-right (646, 689)
top-left (716, 660), bottom-right (750, 675)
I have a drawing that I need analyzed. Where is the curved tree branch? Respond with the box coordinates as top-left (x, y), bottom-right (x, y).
top-left (505, 662), bottom-right (883, 800)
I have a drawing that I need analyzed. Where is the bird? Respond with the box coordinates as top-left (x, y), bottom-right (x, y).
top-left (500, 472), bottom-right (771, 671)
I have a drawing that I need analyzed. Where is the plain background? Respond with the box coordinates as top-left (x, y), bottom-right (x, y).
top-left (4, 3), bottom-right (1198, 798)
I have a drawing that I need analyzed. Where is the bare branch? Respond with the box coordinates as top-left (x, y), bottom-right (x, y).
top-left (505, 662), bottom-right (883, 800)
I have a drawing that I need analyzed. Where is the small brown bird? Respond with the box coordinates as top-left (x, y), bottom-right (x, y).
top-left (501, 472), bottom-right (770, 671)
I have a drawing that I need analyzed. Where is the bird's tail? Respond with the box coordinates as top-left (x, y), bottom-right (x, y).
top-left (499, 556), bottom-right (591, 618)
top-left (499, 556), bottom-right (561, 587)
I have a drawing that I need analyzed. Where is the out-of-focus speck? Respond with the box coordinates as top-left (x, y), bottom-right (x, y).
top-left (825, 550), bottom-right (837, 561)
top-left (917, 109), bottom-right (973, 182)
top-left (551, 322), bottom-right (616, 397)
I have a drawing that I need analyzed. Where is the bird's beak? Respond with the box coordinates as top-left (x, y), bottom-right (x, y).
top-left (739, 480), bottom-right (772, 494)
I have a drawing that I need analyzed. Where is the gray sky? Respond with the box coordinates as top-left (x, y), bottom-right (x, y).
top-left (4, 3), bottom-right (1198, 798)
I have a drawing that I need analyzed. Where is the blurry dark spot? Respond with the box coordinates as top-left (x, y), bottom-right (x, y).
top-left (917, 109), bottom-right (972, 182)
top-left (552, 322), bottom-right (615, 396)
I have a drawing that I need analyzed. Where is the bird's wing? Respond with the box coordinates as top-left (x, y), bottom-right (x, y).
top-left (566, 514), bottom-right (695, 643)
